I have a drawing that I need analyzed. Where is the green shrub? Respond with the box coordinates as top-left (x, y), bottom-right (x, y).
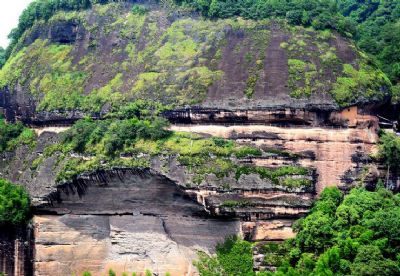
top-left (0, 117), bottom-right (24, 152)
top-left (378, 131), bottom-right (400, 173)
top-left (131, 4), bottom-right (149, 15)
top-left (234, 146), bottom-right (262, 158)
top-left (0, 178), bottom-right (30, 226)
top-left (194, 236), bottom-right (254, 276)
top-left (264, 187), bottom-right (400, 275)
top-left (235, 165), bottom-right (309, 185)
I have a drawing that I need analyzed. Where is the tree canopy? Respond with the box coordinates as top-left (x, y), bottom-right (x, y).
top-left (0, 178), bottom-right (30, 226)
top-left (261, 187), bottom-right (400, 276)
top-left (0, 47), bottom-right (5, 68)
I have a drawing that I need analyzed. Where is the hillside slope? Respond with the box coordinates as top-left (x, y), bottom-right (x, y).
top-left (0, 2), bottom-right (391, 123)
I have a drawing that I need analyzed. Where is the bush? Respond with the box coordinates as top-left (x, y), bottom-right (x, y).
top-left (62, 113), bottom-right (171, 156)
top-left (0, 117), bottom-right (24, 152)
top-left (378, 131), bottom-right (400, 173)
top-left (264, 187), bottom-right (400, 275)
top-left (0, 178), bottom-right (30, 226)
top-left (194, 236), bottom-right (254, 276)
top-left (131, 4), bottom-right (149, 15)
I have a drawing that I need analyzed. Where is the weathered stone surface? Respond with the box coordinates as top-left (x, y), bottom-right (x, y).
top-left (170, 124), bottom-right (378, 193)
top-left (0, 226), bottom-right (34, 276)
top-left (242, 220), bottom-right (296, 241)
top-left (0, 120), bottom-right (380, 275)
top-left (32, 171), bottom-right (240, 276)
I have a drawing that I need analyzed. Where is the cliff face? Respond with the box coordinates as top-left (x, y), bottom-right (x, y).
top-left (0, 226), bottom-right (33, 276)
top-left (33, 171), bottom-right (240, 275)
top-left (0, 2), bottom-right (390, 275)
top-left (0, 2), bottom-right (390, 124)
top-left (0, 116), bottom-right (379, 275)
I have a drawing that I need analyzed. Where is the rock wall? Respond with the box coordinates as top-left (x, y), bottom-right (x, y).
top-left (0, 115), bottom-right (380, 275)
top-left (170, 124), bottom-right (378, 193)
top-left (32, 171), bottom-right (240, 276)
top-left (0, 226), bottom-right (34, 276)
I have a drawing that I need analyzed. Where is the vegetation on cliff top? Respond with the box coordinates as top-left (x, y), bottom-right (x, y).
top-left (0, 47), bottom-right (5, 68)
top-left (3, 0), bottom-right (399, 89)
top-left (0, 178), bottom-right (30, 226)
top-left (336, 0), bottom-right (400, 88)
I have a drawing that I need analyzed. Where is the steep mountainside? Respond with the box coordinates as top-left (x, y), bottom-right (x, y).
top-left (0, 2), bottom-right (391, 124)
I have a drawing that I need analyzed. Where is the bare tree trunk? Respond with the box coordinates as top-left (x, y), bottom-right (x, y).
top-left (386, 165), bottom-right (390, 188)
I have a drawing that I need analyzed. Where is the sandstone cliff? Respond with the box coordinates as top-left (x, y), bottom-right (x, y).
top-left (0, 1), bottom-right (392, 275)
top-left (0, 2), bottom-right (390, 124)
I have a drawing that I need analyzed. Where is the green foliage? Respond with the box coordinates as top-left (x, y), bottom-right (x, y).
top-left (82, 272), bottom-right (91, 276)
top-left (145, 270), bottom-right (152, 276)
top-left (5, 0), bottom-right (112, 60)
top-left (234, 146), bottom-right (262, 158)
top-left (235, 165), bottom-right (311, 187)
top-left (43, 103), bottom-right (309, 187)
top-left (0, 47), bottom-right (5, 68)
top-left (244, 74), bottom-right (258, 98)
top-left (183, 0), bottom-right (353, 36)
top-left (194, 236), bottom-right (254, 276)
top-left (108, 269), bottom-right (116, 276)
top-left (378, 131), bottom-right (400, 173)
top-left (61, 116), bottom-right (171, 156)
top-left (0, 178), bottom-right (30, 226)
top-left (337, 0), bottom-right (400, 84)
top-left (332, 63), bottom-right (391, 107)
top-left (131, 4), bottom-right (149, 15)
top-left (266, 187), bottom-right (400, 276)
top-left (0, 117), bottom-right (36, 153)
top-left (288, 59), bottom-right (318, 98)
top-left (0, 39), bottom-right (89, 111)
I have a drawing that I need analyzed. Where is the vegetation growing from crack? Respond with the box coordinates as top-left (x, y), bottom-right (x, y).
top-left (235, 166), bottom-right (312, 187)
top-left (27, 101), bottom-right (311, 188)
top-left (282, 25), bottom-right (390, 106)
top-left (0, 116), bottom-right (36, 153)
top-left (221, 199), bottom-right (254, 208)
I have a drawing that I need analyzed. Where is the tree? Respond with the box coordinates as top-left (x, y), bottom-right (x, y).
top-left (0, 47), bottom-right (5, 68)
top-left (378, 131), bottom-right (400, 174)
top-left (0, 179), bottom-right (30, 226)
top-left (350, 245), bottom-right (400, 276)
top-left (258, 187), bottom-right (400, 275)
top-left (194, 236), bottom-right (255, 276)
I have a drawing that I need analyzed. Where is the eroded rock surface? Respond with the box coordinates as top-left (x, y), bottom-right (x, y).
top-left (33, 172), bottom-right (240, 276)
top-left (170, 124), bottom-right (378, 193)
